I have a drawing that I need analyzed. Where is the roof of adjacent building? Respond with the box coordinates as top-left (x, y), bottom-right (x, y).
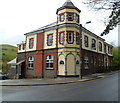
top-left (7, 58), bottom-right (17, 64)
top-left (56, 0), bottom-right (81, 14)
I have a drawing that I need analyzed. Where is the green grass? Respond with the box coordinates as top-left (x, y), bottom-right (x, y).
top-left (1, 44), bottom-right (17, 73)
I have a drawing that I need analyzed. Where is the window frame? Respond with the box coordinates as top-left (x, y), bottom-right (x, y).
top-left (19, 45), bottom-right (21, 50)
top-left (76, 32), bottom-right (80, 45)
top-left (99, 42), bottom-right (102, 52)
top-left (91, 39), bottom-right (96, 50)
top-left (84, 56), bottom-right (89, 69)
top-left (29, 38), bottom-right (34, 49)
top-left (59, 60), bottom-right (64, 65)
top-left (59, 13), bottom-right (65, 22)
top-left (47, 34), bottom-right (53, 46)
top-left (75, 14), bottom-right (79, 23)
top-left (46, 55), bottom-right (54, 70)
top-left (67, 12), bottom-right (74, 21)
top-left (67, 31), bottom-right (74, 44)
top-left (84, 35), bottom-right (89, 47)
top-left (59, 32), bottom-right (64, 45)
top-left (28, 56), bottom-right (34, 70)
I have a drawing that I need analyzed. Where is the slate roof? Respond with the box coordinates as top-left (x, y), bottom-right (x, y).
top-left (24, 22), bottom-right (57, 35)
top-left (56, 0), bottom-right (81, 14)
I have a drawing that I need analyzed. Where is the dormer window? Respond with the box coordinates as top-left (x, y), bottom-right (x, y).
top-left (67, 13), bottom-right (74, 21)
top-left (60, 14), bottom-right (65, 22)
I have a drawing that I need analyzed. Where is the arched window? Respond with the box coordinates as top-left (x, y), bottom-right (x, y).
top-left (59, 32), bottom-right (64, 44)
top-left (60, 60), bottom-right (64, 65)
top-left (28, 57), bottom-right (34, 69)
top-left (99, 42), bottom-right (102, 51)
top-left (46, 55), bottom-right (54, 69)
top-left (76, 60), bottom-right (80, 65)
top-left (91, 39), bottom-right (96, 49)
top-left (67, 32), bottom-right (74, 44)
top-left (84, 35), bottom-right (89, 47)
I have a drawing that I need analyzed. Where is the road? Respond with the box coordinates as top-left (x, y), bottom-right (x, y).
top-left (2, 73), bottom-right (118, 101)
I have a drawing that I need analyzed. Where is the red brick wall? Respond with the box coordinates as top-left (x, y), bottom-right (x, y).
top-left (36, 32), bottom-right (44, 50)
top-left (35, 51), bottom-right (43, 77)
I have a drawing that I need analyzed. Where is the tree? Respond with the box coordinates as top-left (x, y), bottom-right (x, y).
top-left (83, 0), bottom-right (120, 36)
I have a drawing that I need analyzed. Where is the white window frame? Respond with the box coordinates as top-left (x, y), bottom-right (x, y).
top-left (28, 57), bottom-right (34, 69)
top-left (46, 55), bottom-right (54, 70)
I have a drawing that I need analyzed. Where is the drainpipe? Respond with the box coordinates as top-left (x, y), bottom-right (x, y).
top-left (79, 24), bottom-right (82, 79)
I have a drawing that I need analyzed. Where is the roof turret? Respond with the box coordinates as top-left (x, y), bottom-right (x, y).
top-left (56, 0), bottom-right (81, 14)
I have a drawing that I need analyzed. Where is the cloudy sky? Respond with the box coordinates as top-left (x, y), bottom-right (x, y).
top-left (0, 0), bottom-right (118, 47)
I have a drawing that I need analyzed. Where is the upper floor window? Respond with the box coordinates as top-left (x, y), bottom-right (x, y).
top-left (29, 38), bottom-right (34, 49)
top-left (46, 55), bottom-right (54, 69)
top-left (99, 42), bottom-right (102, 52)
top-left (19, 45), bottom-right (21, 50)
top-left (22, 44), bottom-right (25, 50)
top-left (91, 39), bottom-right (96, 49)
top-left (84, 35), bottom-right (89, 47)
top-left (75, 14), bottom-right (79, 23)
top-left (60, 14), bottom-right (65, 22)
top-left (67, 32), bottom-right (74, 44)
top-left (47, 34), bottom-right (53, 46)
top-left (76, 32), bottom-right (79, 45)
top-left (67, 13), bottom-right (74, 21)
top-left (108, 46), bottom-right (112, 54)
top-left (28, 57), bottom-right (34, 69)
top-left (104, 44), bottom-right (106, 53)
top-left (59, 32), bottom-right (64, 44)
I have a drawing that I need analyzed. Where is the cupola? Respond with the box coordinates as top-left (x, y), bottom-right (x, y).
top-left (56, 0), bottom-right (81, 25)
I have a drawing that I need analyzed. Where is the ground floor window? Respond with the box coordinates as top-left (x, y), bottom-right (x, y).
top-left (46, 55), bottom-right (54, 69)
top-left (28, 57), bottom-right (34, 69)
top-left (84, 56), bottom-right (89, 69)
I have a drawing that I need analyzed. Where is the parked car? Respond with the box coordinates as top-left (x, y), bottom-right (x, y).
top-left (0, 73), bottom-right (8, 80)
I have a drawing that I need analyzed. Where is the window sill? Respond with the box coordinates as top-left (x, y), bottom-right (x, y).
top-left (46, 68), bottom-right (54, 70)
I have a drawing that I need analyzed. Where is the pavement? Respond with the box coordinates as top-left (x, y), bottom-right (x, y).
top-left (0, 71), bottom-right (119, 86)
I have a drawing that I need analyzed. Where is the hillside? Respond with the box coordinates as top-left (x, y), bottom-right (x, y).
top-left (1, 44), bottom-right (17, 73)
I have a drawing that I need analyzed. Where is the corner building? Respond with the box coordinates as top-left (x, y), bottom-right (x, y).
top-left (17, 0), bottom-right (113, 78)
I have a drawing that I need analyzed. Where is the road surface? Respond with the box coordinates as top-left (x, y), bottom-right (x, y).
top-left (2, 73), bottom-right (118, 101)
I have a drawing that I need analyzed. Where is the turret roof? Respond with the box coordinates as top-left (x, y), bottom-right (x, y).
top-left (56, 0), bottom-right (81, 14)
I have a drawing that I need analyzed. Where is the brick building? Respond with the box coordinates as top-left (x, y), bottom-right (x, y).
top-left (16, 0), bottom-right (113, 78)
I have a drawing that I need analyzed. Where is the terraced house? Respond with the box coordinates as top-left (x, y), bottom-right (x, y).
top-left (17, 0), bottom-right (113, 78)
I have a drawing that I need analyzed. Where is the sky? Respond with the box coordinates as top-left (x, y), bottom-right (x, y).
top-left (0, 0), bottom-right (118, 47)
